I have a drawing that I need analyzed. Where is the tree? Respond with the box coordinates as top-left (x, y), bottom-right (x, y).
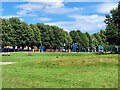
top-left (70, 30), bottom-right (89, 52)
top-left (1, 19), bottom-right (12, 47)
top-left (85, 32), bottom-right (92, 47)
top-left (20, 22), bottom-right (34, 49)
top-left (76, 30), bottom-right (89, 48)
top-left (105, 2), bottom-right (120, 46)
top-left (37, 23), bottom-right (51, 48)
top-left (64, 31), bottom-right (72, 50)
top-left (51, 26), bottom-right (66, 49)
top-left (93, 33), bottom-right (102, 45)
top-left (9, 17), bottom-right (22, 49)
top-left (99, 30), bottom-right (107, 43)
top-left (82, 33), bottom-right (89, 48)
top-left (30, 24), bottom-right (41, 48)
top-left (9, 18), bottom-right (34, 50)
top-left (69, 30), bottom-right (79, 43)
top-left (47, 25), bottom-right (55, 49)
top-left (92, 35), bottom-right (98, 47)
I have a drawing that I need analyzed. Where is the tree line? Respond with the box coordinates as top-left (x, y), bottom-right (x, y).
top-left (0, 17), bottom-right (108, 51)
top-left (1, 2), bottom-right (119, 51)
top-left (1, 18), bottom-right (72, 50)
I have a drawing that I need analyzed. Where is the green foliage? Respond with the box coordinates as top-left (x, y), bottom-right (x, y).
top-left (85, 32), bottom-right (92, 47)
top-left (37, 23), bottom-right (51, 48)
top-left (30, 24), bottom-right (41, 47)
top-left (105, 2), bottom-right (120, 45)
top-left (93, 33), bottom-right (102, 45)
top-left (99, 30), bottom-right (107, 43)
top-left (36, 24), bottom-right (71, 49)
top-left (2, 19), bottom-right (14, 47)
top-left (92, 35), bottom-right (98, 47)
top-left (51, 25), bottom-right (65, 48)
top-left (9, 17), bottom-right (22, 47)
top-left (70, 30), bottom-right (89, 48)
top-left (82, 33), bottom-right (89, 48)
top-left (69, 30), bottom-right (78, 43)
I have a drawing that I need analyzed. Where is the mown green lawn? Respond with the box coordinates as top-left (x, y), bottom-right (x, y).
top-left (2, 52), bottom-right (118, 88)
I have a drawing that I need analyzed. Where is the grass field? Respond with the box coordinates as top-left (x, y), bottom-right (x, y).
top-left (2, 52), bottom-right (118, 88)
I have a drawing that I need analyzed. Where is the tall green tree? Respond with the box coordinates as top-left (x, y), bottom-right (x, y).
top-left (92, 35), bottom-right (98, 47)
top-left (105, 2), bottom-right (120, 46)
top-left (30, 24), bottom-right (41, 48)
top-left (70, 30), bottom-right (89, 49)
top-left (76, 30), bottom-right (89, 48)
top-left (37, 23), bottom-right (51, 48)
top-left (85, 32), bottom-right (92, 47)
top-left (51, 26), bottom-right (66, 49)
top-left (69, 30), bottom-right (79, 43)
top-left (99, 30), bottom-right (107, 43)
top-left (82, 33), bottom-right (89, 48)
top-left (20, 22), bottom-right (34, 49)
top-left (9, 17), bottom-right (22, 49)
top-left (1, 19), bottom-right (12, 47)
top-left (93, 33), bottom-right (102, 44)
top-left (64, 31), bottom-right (72, 50)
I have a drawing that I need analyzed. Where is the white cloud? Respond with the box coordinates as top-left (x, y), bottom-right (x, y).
top-left (39, 1), bottom-right (64, 8)
top-left (36, 17), bottom-right (52, 22)
top-left (20, 18), bottom-right (24, 21)
top-left (44, 7), bottom-right (80, 14)
top-left (69, 14), bottom-right (105, 23)
top-left (16, 1), bottom-right (64, 10)
top-left (16, 3), bottom-right (43, 10)
top-left (16, 2), bottom-right (118, 16)
top-left (16, 1), bottom-right (82, 15)
top-left (97, 2), bottom-right (118, 14)
top-left (0, 15), bottom-right (24, 21)
top-left (17, 9), bottom-right (37, 16)
top-left (16, 3), bottom-right (40, 16)
top-left (73, 7), bottom-right (83, 11)
top-left (16, 2), bottom-right (64, 15)
top-left (0, 15), bottom-right (19, 19)
top-left (45, 14), bottom-right (106, 34)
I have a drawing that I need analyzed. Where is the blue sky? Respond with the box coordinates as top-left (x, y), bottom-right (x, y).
top-left (1, 0), bottom-right (118, 34)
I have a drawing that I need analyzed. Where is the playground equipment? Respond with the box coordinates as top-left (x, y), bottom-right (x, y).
top-left (72, 43), bottom-right (77, 52)
top-left (98, 45), bottom-right (104, 53)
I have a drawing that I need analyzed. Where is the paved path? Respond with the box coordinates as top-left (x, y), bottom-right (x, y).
top-left (0, 62), bottom-right (16, 65)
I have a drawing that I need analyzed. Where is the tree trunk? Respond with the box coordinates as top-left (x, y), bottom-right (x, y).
top-left (17, 46), bottom-right (20, 52)
top-left (13, 46), bottom-right (15, 52)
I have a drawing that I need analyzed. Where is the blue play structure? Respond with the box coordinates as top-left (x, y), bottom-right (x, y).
top-left (98, 45), bottom-right (104, 52)
top-left (98, 45), bottom-right (104, 50)
top-left (40, 47), bottom-right (45, 52)
top-left (72, 43), bottom-right (77, 52)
